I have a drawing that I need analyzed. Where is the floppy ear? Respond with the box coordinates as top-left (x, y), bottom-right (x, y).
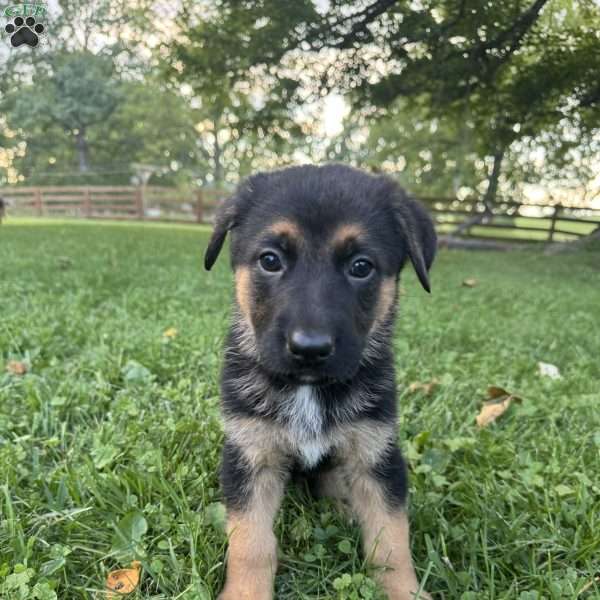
top-left (204, 174), bottom-right (264, 270)
top-left (204, 195), bottom-right (239, 271)
top-left (394, 195), bottom-right (437, 293)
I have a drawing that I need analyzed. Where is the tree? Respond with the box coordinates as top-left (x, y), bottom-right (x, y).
top-left (178, 0), bottom-right (600, 208)
top-left (0, 0), bottom-right (160, 184)
top-left (5, 51), bottom-right (121, 173)
top-left (166, 1), bottom-right (315, 186)
top-left (4, 79), bottom-right (208, 186)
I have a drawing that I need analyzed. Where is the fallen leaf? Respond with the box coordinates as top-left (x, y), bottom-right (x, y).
top-left (462, 278), bottom-right (478, 287)
top-left (106, 561), bottom-right (142, 598)
top-left (487, 385), bottom-right (519, 400)
top-left (538, 361), bottom-right (561, 379)
top-left (476, 386), bottom-right (522, 427)
top-left (163, 327), bottom-right (178, 339)
top-left (6, 360), bottom-right (28, 375)
top-left (476, 397), bottom-right (512, 427)
top-left (408, 379), bottom-right (440, 395)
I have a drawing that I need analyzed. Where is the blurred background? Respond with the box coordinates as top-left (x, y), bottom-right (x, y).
top-left (1, 0), bottom-right (599, 244)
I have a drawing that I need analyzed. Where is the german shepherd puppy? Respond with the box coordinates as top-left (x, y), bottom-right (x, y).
top-left (204, 164), bottom-right (436, 600)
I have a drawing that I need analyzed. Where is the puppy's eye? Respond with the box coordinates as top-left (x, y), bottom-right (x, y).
top-left (349, 258), bottom-right (374, 279)
top-left (259, 252), bottom-right (283, 272)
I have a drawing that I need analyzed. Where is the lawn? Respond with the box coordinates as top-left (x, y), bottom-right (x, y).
top-left (1, 219), bottom-right (599, 600)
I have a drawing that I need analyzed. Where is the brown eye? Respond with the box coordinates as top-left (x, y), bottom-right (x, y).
top-left (349, 258), bottom-right (374, 279)
top-left (259, 252), bottom-right (282, 272)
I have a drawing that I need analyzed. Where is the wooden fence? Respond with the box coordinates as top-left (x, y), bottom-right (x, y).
top-left (1, 186), bottom-right (599, 244)
top-left (420, 196), bottom-right (600, 243)
top-left (0, 186), bottom-right (225, 224)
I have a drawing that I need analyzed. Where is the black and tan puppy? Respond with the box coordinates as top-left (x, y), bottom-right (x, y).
top-left (204, 164), bottom-right (436, 600)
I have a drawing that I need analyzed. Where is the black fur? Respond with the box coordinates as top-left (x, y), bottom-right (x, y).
top-left (206, 164), bottom-right (436, 513)
top-left (220, 440), bottom-right (254, 511)
top-left (371, 443), bottom-right (409, 509)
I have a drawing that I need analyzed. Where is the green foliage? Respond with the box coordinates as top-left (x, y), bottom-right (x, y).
top-left (166, 1), bottom-right (317, 184)
top-left (179, 0), bottom-right (599, 202)
top-left (2, 78), bottom-right (206, 186)
top-left (4, 51), bottom-right (122, 176)
top-left (1, 220), bottom-right (599, 598)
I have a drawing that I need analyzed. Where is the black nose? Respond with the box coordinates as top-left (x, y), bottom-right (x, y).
top-left (287, 330), bottom-right (334, 362)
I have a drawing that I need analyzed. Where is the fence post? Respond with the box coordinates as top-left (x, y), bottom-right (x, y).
top-left (135, 187), bottom-right (145, 220)
top-left (195, 189), bottom-right (204, 223)
top-left (34, 188), bottom-right (43, 216)
top-left (549, 204), bottom-right (561, 242)
top-left (83, 186), bottom-right (91, 218)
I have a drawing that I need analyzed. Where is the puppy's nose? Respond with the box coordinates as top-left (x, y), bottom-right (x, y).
top-left (288, 330), bottom-right (334, 361)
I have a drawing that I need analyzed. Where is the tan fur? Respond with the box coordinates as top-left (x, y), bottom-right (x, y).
top-left (329, 223), bottom-right (366, 248)
top-left (235, 267), bottom-right (253, 324)
top-left (224, 414), bottom-right (394, 471)
top-left (218, 467), bottom-right (285, 600)
top-left (267, 219), bottom-right (301, 240)
top-left (349, 473), bottom-right (430, 600)
top-left (374, 277), bottom-right (397, 328)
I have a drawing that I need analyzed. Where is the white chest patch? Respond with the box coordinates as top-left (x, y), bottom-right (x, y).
top-left (285, 385), bottom-right (330, 467)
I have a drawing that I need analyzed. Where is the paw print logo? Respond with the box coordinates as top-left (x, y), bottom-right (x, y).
top-left (5, 16), bottom-right (45, 48)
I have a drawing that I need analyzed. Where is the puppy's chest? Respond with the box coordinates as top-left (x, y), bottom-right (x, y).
top-left (281, 385), bottom-right (333, 468)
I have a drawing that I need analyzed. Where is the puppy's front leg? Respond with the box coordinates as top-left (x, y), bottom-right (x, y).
top-left (218, 440), bottom-right (286, 600)
top-left (348, 444), bottom-right (430, 600)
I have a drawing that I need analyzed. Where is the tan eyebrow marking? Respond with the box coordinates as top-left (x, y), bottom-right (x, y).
top-left (266, 219), bottom-right (301, 240)
top-left (330, 223), bottom-right (367, 249)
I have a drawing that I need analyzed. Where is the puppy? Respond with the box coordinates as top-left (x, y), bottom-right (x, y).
top-left (204, 164), bottom-right (436, 600)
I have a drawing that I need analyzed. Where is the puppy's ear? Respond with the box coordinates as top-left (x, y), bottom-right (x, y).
top-left (393, 194), bottom-right (437, 293)
top-left (204, 194), bottom-right (238, 270)
top-left (204, 174), bottom-right (264, 270)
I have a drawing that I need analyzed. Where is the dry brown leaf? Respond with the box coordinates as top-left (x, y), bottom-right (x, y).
top-left (163, 327), bottom-right (178, 339)
top-left (476, 386), bottom-right (522, 427)
top-left (462, 278), bottom-right (478, 288)
top-left (408, 379), bottom-right (440, 395)
top-left (488, 386), bottom-right (509, 399)
top-left (6, 360), bottom-right (28, 375)
top-left (106, 561), bottom-right (142, 598)
top-left (487, 386), bottom-right (522, 403)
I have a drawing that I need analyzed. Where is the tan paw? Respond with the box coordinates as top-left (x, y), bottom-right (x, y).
top-left (380, 572), bottom-right (432, 600)
top-left (217, 582), bottom-right (273, 600)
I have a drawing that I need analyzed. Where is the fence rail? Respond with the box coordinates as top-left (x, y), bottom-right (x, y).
top-left (0, 185), bottom-right (225, 224)
top-left (1, 186), bottom-right (599, 244)
top-left (419, 196), bottom-right (600, 243)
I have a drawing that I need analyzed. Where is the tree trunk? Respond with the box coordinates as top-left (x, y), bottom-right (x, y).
top-left (482, 149), bottom-right (504, 210)
top-left (453, 148), bottom-right (504, 235)
top-left (213, 129), bottom-right (223, 186)
top-left (75, 128), bottom-right (89, 173)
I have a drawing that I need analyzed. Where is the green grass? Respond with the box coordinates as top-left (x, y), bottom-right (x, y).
top-left (1, 219), bottom-right (599, 600)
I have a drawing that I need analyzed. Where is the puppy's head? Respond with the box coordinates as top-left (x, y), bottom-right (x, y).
top-left (205, 164), bottom-right (436, 384)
